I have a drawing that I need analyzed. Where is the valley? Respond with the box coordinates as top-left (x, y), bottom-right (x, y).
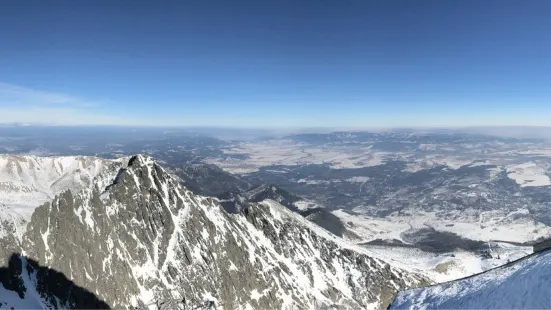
top-left (0, 128), bottom-right (550, 308)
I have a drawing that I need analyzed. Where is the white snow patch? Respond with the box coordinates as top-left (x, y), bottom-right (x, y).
top-left (205, 141), bottom-right (387, 173)
top-left (506, 162), bottom-right (551, 187)
top-left (250, 289), bottom-right (261, 300)
top-left (345, 176), bottom-right (370, 183)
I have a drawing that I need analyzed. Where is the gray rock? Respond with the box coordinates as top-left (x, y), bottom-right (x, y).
top-left (1, 155), bottom-right (428, 309)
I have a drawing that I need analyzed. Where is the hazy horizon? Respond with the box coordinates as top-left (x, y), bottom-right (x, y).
top-left (3, 123), bottom-right (551, 141)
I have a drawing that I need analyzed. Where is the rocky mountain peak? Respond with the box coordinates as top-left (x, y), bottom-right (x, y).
top-left (127, 154), bottom-right (155, 168)
top-left (1, 155), bottom-right (428, 309)
top-left (244, 183), bottom-right (300, 205)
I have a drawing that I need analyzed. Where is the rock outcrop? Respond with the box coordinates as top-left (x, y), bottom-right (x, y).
top-left (1, 155), bottom-right (427, 309)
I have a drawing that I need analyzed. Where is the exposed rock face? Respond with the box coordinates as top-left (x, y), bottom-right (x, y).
top-left (0, 155), bottom-right (126, 264)
top-left (218, 184), bottom-right (350, 237)
top-left (300, 207), bottom-right (347, 238)
top-left (1, 155), bottom-right (427, 309)
top-left (217, 184), bottom-right (303, 215)
top-left (243, 183), bottom-right (302, 206)
top-left (175, 163), bottom-right (250, 197)
top-left (0, 205), bottom-right (25, 261)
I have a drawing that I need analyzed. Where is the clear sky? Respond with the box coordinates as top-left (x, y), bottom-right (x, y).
top-left (0, 0), bottom-right (550, 128)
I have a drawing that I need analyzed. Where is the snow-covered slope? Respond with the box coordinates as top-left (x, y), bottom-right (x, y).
top-left (0, 253), bottom-right (110, 309)
top-left (2, 155), bottom-right (427, 309)
top-left (506, 162), bottom-right (551, 187)
top-left (335, 207), bottom-right (551, 245)
top-left (333, 208), bottom-right (537, 283)
top-left (0, 155), bottom-right (124, 212)
top-left (217, 184), bottom-right (349, 237)
top-left (390, 249), bottom-right (551, 309)
top-left (362, 243), bottom-right (532, 284)
top-left (0, 155), bottom-right (125, 263)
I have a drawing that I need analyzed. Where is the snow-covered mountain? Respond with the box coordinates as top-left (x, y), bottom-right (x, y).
top-left (0, 155), bottom-right (428, 309)
top-left (217, 184), bottom-right (352, 238)
top-left (217, 183), bottom-right (307, 213)
top-left (0, 155), bottom-right (126, 262)
top-left (390, 248), bottom-right (551, 309)
top-left (174, 163), bottom-right (251, 197)
top-left (0, 155), bottom-right (124, 212)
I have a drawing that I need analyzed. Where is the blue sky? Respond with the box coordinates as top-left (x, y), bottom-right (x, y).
top-left (0, 0), bottom-right (550, 127)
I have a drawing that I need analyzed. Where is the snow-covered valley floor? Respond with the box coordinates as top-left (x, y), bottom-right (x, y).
top-left (362, 243), bottom-right (532, 283)
top-left (333, 209), bottom-right (540, 283)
